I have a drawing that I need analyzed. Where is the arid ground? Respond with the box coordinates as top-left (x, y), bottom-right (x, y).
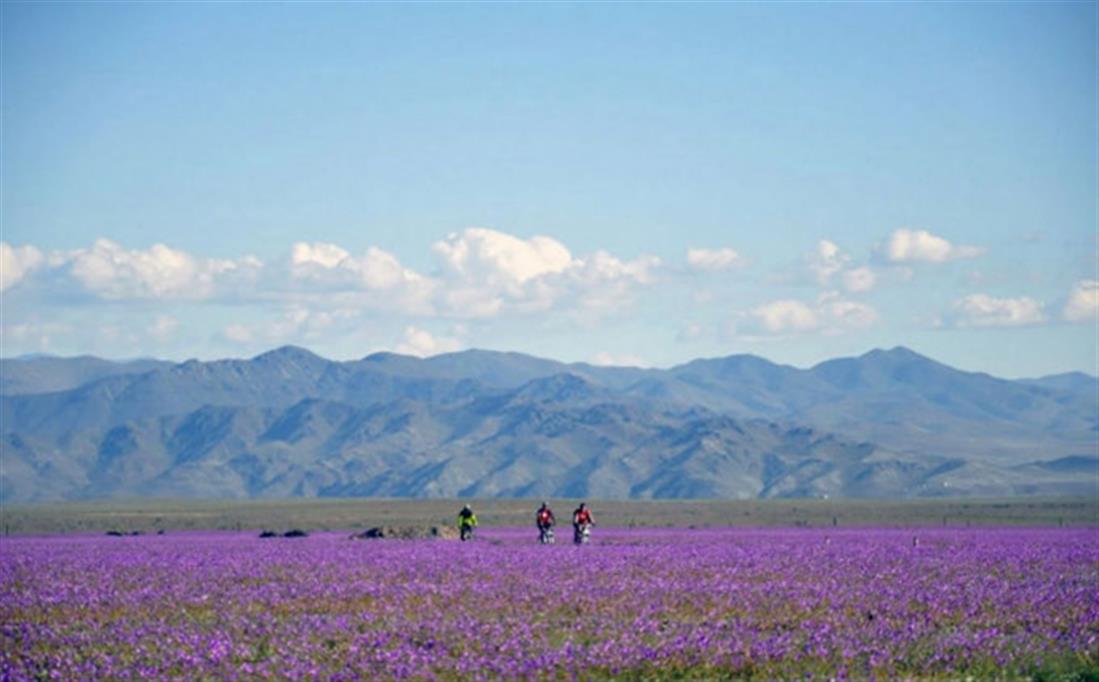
top-left (3, 496), bottom-right (1095, 536)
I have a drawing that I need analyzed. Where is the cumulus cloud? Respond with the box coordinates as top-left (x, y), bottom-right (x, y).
top-left (5, 230), bottom-right (659, 331)
top-left (357, 247), bottom-right (424, 291)
top-left (0, 243), bottom-right (45, 292)
top-left (686, 247), bottom-right (743, 272)
top-left (952, 294), bottom-right (1045, 328)
top-left (751, 300), bottom-right (819, 334)
top-left (820, 297), bottom-right (878, 330)
top-left (291, 242), bottom-right (350, 270)
top-left (807, 240), bottom-right (848, 287)
top-left (883, 228), bottom-right (983, 264)
top-left (395, 326), bottom-right (463, 357)
top-left (1063, 280), bottom-right (1098, 322)
top-left (431, 228), bottom-right (659, 318)
top-left (290, 242), bottom-right (426, 292)
top-left (62, 239), bottom-right (261, 301)
top-left (4, 238), bottom-right (424, 306)
top-left (803, 240), bottom-right (876, 294)
top-left (430, 228), bottom-right (571, 316)
top-left (567, 251), bottom-right (660, 313)
top-left (576, 250), bottom-right (658, 284)
top-left (434, 228), bottom-right (573, 286)
top-left (283, 241), bottom-right (436, 315)
top-left (748, 293), bottom-right (878, 336)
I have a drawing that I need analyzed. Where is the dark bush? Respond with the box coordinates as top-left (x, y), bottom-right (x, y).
top-left (350, 526), bottom-right (459, 540)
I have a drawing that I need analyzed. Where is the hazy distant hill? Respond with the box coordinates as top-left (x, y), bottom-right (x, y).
top-left (0, 356), bottom-right (172, 396)
top-left (1018, 372), bottom-right (1098, 397)
top-left (1, 346), bottom-right (1095, 502)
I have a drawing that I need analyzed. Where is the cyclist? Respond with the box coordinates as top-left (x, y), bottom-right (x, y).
top-left (457, 504), bottom-right (478, 541)
top-left (536, 501), bottom-right (556, 544)
top-left (572, 502), bottom-right (594, 544)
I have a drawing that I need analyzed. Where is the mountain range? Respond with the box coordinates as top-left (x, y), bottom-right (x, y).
top-left (1, 346), bottom-right (1095, 502)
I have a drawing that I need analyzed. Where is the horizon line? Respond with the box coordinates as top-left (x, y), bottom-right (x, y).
top-left (3, 344), bottom-right (1095, 382)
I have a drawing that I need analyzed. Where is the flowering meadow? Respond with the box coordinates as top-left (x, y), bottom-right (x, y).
top-left (2, 527), bottom-right (1097, 680)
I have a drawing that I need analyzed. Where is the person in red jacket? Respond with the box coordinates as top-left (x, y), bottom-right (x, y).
top-left (536, 501), bottom-right (556, 529)
top-left (572, 502), bottom-right (594, 544)
top-left (536, 501), bottom-right (556, 544)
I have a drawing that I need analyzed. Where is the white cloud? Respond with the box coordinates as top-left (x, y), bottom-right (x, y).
top-left (0, 243), bottom-right (44, 292)
top-left (283, 242), bottom-right (437, 316)
top-left (1063, 280), bottom-right (1099, 322)
top-left (821, 297), bottom-right (878, 330)
top-left (953, 294), bottom-right (1045, 328)
top-left (883, 228), bottom-right (983, 264)
top-left (5, 230), bottom-right (658, 328)
top-left (566, 251), bottom-right (660, 313)
top-left (802, 240), bottom-right (876, 293)
top-left (575, 250), bottom-right (659, 285)
top-left (841, 267), bottom-right (876, 293)
top-left (69, 240), bottom-right (195, 299)
top-left (291, 242), bottom-right (350, 270)
top-left (395, 326), bottom-right (463, 357)
top-left (430, 228), bottom-right (571, 317)
top-left (590, 351), bottom-right (647, 367)
top-left (431, 229), bottom-right (658, 318)
top-left (751, 299), bottom-right (819, 334)
top-left (290, 242), bottom-right (426, 292)
top-left (748, 293), bottom-right (878, 336)
top-left (61, 239), bottom-right (260, 301)
top-left (433, 228), bottom-right (573, 286)
top-left (807, 240), bottom-right (848, 286)
top-left (359, 247), bottom-right (422, 290)
top-left (437, 287), bottom-right (503, 319)
top-left (686, 247), bottom-right (743, 272)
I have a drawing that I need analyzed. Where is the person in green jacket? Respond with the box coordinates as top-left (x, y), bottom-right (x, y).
top-left (457, 504), bottom-right (478, 541)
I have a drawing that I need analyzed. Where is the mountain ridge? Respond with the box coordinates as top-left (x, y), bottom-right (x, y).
top-left (1, 346), bottom-right (1095, 502)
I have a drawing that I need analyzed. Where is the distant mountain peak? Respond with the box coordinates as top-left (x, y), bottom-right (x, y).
top-left (428, 347), bottom-right (564, 367)
top-left (436, 348), bottom-right (518, 359)
top-left (860, 346), bottom-right (927, 362)
top-left (361, 351), bottom-right (417, 362)
top-left (253, 345), bottom-right (324, 363)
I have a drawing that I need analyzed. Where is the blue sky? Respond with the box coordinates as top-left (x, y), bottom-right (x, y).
top-left (1, 2), bottom-right (1095, 378)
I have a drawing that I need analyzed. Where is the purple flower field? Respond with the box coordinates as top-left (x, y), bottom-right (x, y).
top-left (2, 527), bottom-right (1097, 680)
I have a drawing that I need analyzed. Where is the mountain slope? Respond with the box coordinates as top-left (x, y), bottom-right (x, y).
top-left (1019, 372), bottom-right (1098, 397)
top-left (1, 346), bottom-right (1094, 502)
